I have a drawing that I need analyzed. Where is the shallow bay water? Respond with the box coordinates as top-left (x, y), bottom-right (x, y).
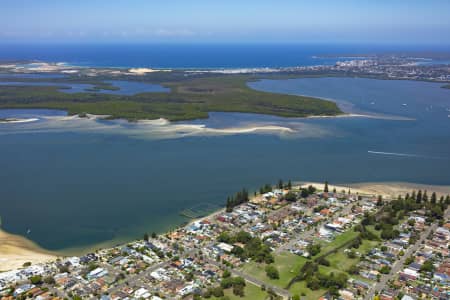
top-left (1, 77), bottom-right (449, 252)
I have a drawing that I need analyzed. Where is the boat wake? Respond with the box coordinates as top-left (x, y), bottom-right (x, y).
top-left (368, 150), bottom-right (419, 157)
top-left (368, 150), bottom-right (445, 159)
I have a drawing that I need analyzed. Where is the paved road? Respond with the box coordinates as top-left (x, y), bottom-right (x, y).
top-left (106, 259), bottom-right (169, 295)
top-left (276, 199), bottom-right (362, 255)
top-left (103, 197), bottom-right (374, 299)
top-left (364, 207), bottom-right (450, 300)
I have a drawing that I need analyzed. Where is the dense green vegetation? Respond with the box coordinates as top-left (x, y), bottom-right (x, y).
top-left (0, 75), bottom-right (342, 121)
top-left (225, 188), bottom-right (249, 212)
top-left (363, 190), bottom-right (450, 237)
top-left (207, 282), bottom-right (268, 300)
top-left (265, 265), bottom-right (280, 279)
top-left (217, 231), bottom-right (274, 264)
top-left (289, 261), bottom-right (348, 297)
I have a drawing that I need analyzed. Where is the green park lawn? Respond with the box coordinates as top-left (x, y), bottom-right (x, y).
top-left (326, 239), bottom-right (379, 272)
top-left (365, 225), bottom-right (381, 239)
top-left (211, 282), bottom-right (268, 300)
top-left (241, 252), bottom-right (327, 299)
top-left (241, 252), bottom-right (309, 288)
top-left (316, 228), bottom-right (360, 255)
top-left (240, 227), bottom-right (378, 299)
top-left (289, 281), bottom-right (327, 300)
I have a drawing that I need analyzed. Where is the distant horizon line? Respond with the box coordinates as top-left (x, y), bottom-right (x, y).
top-left (1, 41), bottom-right (450, 47)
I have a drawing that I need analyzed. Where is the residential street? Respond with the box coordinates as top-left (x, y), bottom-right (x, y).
top-left (364, 207), bottom-right (450, 300)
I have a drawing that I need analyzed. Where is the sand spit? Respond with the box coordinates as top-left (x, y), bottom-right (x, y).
top-left (2, 114), bottom-right (302, 139)
top-left (349, 182), bottom-right (450, 198)
top-left (300, 181), bottom-right (450, 198)
top-left (305, 113), bottom-right (415, 121)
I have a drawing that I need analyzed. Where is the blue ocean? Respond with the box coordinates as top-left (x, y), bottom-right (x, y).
top-left (0, 44), bottom-right (449, 252)
top-left (1, 43), bottom-right (449, 68)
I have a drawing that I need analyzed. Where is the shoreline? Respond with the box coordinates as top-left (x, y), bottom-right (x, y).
top-left (0, 229), bottom-right (58, 271)
top-left (1, 180), bottom-right (449, 272)
top-left (299, 181), bottom-right (450, 198)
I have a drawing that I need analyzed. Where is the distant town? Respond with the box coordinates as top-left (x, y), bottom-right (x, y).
top-left (288, 55), bottom-right (450, 83)
top-left (1, 54), bottom-right (449, 84)
top-left (1, 181), bottom-right (449, 300)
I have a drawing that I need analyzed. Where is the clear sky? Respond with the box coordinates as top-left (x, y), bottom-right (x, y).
top-left (1, 0), bottom-right (450, 44)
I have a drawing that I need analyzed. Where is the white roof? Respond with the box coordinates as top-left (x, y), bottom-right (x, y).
top-left (89, 267), bottom-right (105, 276)
top-left (403, 268), bottom-right (419, 277)
top-left (217, 242), bottom-right (234, 252)
top-left (134, 288), bottom-right (150, 298)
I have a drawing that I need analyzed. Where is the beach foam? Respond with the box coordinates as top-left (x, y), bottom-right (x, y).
top-left (128, 68), bottom-right (171, 75)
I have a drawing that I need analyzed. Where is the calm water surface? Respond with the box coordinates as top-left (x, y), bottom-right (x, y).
top-left (0, 80), bottom-right (168, 95)
top-left (1, 77), bottom-right (449, 251)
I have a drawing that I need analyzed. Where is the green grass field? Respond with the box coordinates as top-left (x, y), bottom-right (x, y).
top-left (210, 282), bottom-right (268, 300)
top-left (326, 249), bottom-right (359, 272)
top-left (241, 252), bottom-right (308, 288)
top-left (239, 227), bottom-right (377, 299)
top-left (240, 252), bottom-right (327, 299)
top-left (0, 74), bottom-right (342, 121)
top-left (317, 229), bottom-right (360, 255)
top-left (289, 281), bottom-right (327, 300)
top-left (365, 225), bottom-right (381, 239)
top-left (326, 239), bottom-right (379, 272)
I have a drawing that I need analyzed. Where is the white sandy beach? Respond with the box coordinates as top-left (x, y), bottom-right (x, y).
top-left (300, 181), bottom-right (450, 198)
top-left (0, 229), bottom-right (57, 271)
top-left (128, 68), bottom-right (171, 75)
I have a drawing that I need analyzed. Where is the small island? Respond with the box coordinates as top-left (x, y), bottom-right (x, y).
top-left (1, 55), bottom-right (449, 122)
top-left (0, 70), bottom-right (342, 121)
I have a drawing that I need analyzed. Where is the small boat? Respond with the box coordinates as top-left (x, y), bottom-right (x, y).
top-left (26, 228), bottom-right (31, 234)
top-left (370, 101), bottom-right (375, 105)
top-left (402, 103), bottom-right (407, 106)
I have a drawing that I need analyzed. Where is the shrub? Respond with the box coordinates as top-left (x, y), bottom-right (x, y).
top-left (265, 265), bottom-right (280, 279)
top-left (317, 257), bottom-right (330, 266)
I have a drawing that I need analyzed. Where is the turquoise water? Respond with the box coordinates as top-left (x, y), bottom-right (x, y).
top-left (0, 80), bottom-right (168, 95)
top-left (1, 77), bottom-right (449, 252)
